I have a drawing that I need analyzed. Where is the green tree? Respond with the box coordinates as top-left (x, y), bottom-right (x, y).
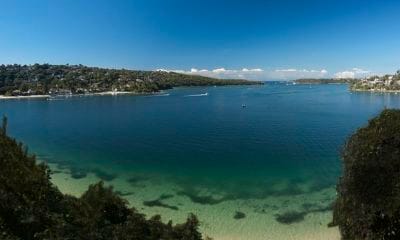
top-left (1, 115), bottom-right (7, 135)
top-left (332, 109), bottom-right (400, 239)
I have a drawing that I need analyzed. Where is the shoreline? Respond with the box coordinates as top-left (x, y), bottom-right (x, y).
top-left (0, 94), bottom-right (51, 99)
top-left (351, 88), bottom-right (400, 93)
top-left (0, 91), bottom-right (159, 100)
top-left (294, 82), bottom-right (348, 85)
top-left (0, 83), bottom-right (264, 100)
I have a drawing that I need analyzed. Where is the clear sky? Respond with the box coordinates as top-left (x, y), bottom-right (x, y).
top-left (1, 0), bottom-right (400, 80)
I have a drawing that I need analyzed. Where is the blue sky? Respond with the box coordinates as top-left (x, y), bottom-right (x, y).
top-left (1, 0), bottom-right (400, 80)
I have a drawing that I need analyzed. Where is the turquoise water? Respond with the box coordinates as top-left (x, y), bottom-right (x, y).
top-left (1, 83), bottom-right (399, 201)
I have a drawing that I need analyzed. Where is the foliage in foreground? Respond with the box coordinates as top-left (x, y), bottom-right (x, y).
top-left (332, 109), bottom-right (400, 239)
top-left (0, 117), bottom-right (204, 240)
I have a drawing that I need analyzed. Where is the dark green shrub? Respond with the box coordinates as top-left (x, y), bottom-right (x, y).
top-left (332, 109), bottom-right (400, 239)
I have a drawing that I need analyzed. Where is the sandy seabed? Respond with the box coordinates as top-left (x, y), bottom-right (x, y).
top-left (48, 163), bottom-right (340, 240)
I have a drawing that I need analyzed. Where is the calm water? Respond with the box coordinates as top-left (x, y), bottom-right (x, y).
top-left (1, 83), bottom-right (399, 199)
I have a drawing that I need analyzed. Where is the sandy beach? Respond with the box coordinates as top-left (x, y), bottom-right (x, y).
top-left (0, 94), bottom-right (51, 99)
top-left (0, 91), bottom-right (148, 100)
top-left (92, 91), bottom-right (135, 96)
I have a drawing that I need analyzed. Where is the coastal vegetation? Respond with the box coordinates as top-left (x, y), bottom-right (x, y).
top-left (0, 116), bottom-right (205, 240)
top-left (350, 70), bottom-right (400, 92)
top-left (332, 109), bottom-right (400, 239)
top-left (0, 64), bottom-right (261, 96)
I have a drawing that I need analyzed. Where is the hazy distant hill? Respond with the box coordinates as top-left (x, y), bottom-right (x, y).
top-left (293, 78), bottom-right (355, 84)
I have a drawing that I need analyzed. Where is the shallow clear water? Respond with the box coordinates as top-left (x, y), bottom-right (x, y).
top-left (1, 83), bottom-right (400, 238)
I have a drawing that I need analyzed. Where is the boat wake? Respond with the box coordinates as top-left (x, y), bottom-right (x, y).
top-left (184, 92), bottom-right (208, 97)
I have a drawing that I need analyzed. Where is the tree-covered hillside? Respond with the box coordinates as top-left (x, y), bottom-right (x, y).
top-left (0, 64), bottom-right (261, 96)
